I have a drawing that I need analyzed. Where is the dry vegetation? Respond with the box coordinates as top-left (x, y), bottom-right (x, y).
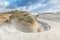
top-left (0, 10), bottom-right (41, 32)
top-left (0, 10), bottom-right (35, 25)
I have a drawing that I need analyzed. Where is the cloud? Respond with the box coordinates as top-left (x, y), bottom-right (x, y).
top-left (43, 0), bottom-right (60, 12)
top-left (20, 0), bottom-right (51, 13)
top-left (0, 1), bottom-right (9, 12)
top-left (0, 0), bottom-right (60, 13)
top-left (11, 0), bottom-right (50, 13)
top-left (0, 1), bottom-right (9, 9)
top-left (15, 3), bottom-right (48, 13)
top-left (0, 0), bottom-right (50, 13)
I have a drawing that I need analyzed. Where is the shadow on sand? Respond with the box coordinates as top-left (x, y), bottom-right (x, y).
top-left (37, 20), bottom-right (51, 31)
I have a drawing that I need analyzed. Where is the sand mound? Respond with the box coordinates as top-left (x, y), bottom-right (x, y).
top-left (0, 10), bottom-right (42, 33)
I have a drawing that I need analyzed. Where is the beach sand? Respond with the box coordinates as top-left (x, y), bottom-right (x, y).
top-left (0, 13), bottom-right (60, 40)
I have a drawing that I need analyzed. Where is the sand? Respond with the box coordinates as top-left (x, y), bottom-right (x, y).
top-left (0, 13), bottom-right (60, 40)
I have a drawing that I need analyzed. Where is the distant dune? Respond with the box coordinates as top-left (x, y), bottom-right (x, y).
top-left (35, 11), bottom-right (60, 22)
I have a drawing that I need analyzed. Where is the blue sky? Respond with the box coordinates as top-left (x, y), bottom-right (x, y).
top-left (0, 0), bottom-right (60, 13)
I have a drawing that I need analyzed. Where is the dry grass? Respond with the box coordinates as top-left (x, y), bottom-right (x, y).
top-left (0, 10), bottom-right (35, 25)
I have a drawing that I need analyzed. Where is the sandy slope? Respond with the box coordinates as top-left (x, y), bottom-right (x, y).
top-left (0, 17), bottom-right (60, 40)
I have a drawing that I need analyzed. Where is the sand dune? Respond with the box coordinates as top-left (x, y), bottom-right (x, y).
top-left (0, 12), bottom-right (60, 40)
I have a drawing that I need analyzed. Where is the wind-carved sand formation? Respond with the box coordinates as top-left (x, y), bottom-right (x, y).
top-left (0, 10), bottom-right (42, 33)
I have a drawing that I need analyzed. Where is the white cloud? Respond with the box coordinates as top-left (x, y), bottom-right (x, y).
top-left (0, 1), bottom-right (9, 12)
top-left (18, 3), bottom-right (47, 12)
top-left (30, 0), bottom-right (60, 13)
top-left (0, 0), bottom-right (60, 13)
top-left (0, 1), bottom-right (9, 9)
top-left (47, 0), bottom-right (60, 11)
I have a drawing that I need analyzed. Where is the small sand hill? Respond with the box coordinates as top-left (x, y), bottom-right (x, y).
top-left (0, 10), bottom-right (41, 33)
